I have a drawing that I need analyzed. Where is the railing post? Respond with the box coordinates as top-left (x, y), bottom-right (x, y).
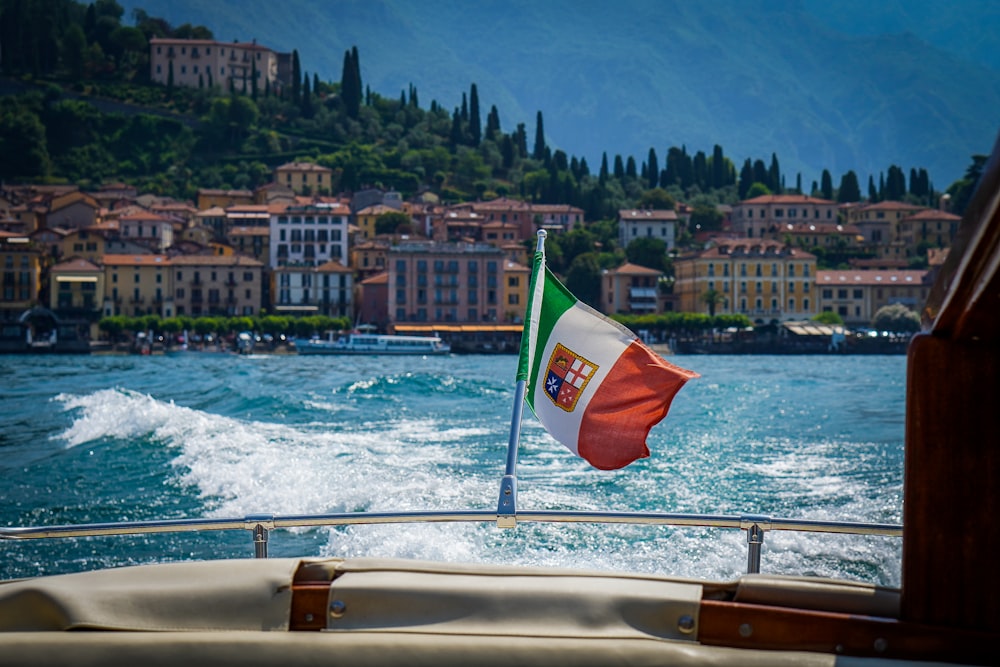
top-left (741, 515), bottom-right (771, 574)
top-left (245, 514), bottom-right (275, 559)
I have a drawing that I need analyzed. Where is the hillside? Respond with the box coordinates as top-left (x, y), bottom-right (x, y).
top-left (119, 0), bottom-right (1000, 187)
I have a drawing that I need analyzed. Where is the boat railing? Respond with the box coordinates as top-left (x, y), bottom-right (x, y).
top-left (0, 508), bottom-right (902, 575)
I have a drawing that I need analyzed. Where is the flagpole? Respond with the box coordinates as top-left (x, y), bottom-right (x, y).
top-left (497, 230), bottom-right (547, 528)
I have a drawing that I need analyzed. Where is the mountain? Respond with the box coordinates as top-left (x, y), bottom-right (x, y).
top-left (119, 0), bottom-right (1000, 188)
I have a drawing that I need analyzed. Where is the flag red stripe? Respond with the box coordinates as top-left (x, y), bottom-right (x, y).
top-left (577, 343), bottom-right (697, 470)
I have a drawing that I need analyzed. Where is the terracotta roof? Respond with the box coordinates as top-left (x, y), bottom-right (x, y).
top-left (168, 254), bottom-right (263, 267)
top-left (102, 254), bottom-right (168, 266)
top-left (739, 194), bottom-right (836, 205)
top-left (51, 258), bottom-right (101, 272)
top-left (618, 209), bottom-right (678, 220)
top-left (315, 260), bottom-right (352, 273)
top-left (816, 269), bottom-right (929, 286)
top-left (608, 262), bottom-right (663, 275)
top-left (275, 162), bottom-right (333, 173)
top-left (902, 208), bottom-right (961, 221)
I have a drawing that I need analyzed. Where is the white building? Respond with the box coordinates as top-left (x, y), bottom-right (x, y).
top-left (269, 202), bottom-right (351, 269)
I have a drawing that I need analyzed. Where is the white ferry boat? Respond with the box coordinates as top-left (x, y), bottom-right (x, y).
top-left (295, 331), bottom-right (450, 355)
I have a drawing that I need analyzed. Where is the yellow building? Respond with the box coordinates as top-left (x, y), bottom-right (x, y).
top-left (0, 231), bottom-right (41, 321)
top-left (502, 259), bottom-right (531, 323)
top-left (102, 254), bottom-right (171, 318)
top-left (49, 258), bottom-right (104, 338)
top-left (273, 162), bottom-right (334, 195)
top-left (355, 204), bottom-right (400, 240)
top-left (673, 239), bottom-right (818, 321)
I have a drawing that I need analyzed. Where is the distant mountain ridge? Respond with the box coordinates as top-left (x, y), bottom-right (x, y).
top-left (121, 0), bottom-right (1000, 188)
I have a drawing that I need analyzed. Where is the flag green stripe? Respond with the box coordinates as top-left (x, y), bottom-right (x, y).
top-left (523, 265), bottom-right (577, 407)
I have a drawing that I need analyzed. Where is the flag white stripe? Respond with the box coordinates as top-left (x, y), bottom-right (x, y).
top-left (531, 301), bottom-right (633, 455)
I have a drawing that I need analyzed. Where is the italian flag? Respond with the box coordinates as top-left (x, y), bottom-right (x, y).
top-left (518, 249), bottom-right (698, 470)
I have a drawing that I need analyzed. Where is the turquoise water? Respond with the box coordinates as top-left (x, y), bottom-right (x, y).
top-left (0, 353), bottom-right (906, 585)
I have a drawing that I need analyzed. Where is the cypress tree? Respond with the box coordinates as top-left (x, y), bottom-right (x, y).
top-left (514, 123), bottom-right (527, 157)
top-left (251, 58), bottom-right (258, 99)
top-left (501, 135), bottom-right (514, 169)
top-left (485, 105), bottom-right (500, 141)
top-left (460, 92), bottom-right (468, 122)
top-left (837, 171), bottom-right (861, 203)
top-left (302, 72), bottom-right (313, 118)
top-left (711, 144), bottom-right (726, 189)
top-left (768, 153), bottom-right (781, 193)
top-left (738, 158), bottom-right (754, 199)
top-left (469, 83), bottom-right (481, 147)
top-left (795, 173), bottom-right (802, 194)
top-left (599, 153), bottom-right (609, 185)
top-left (532, 111), bottom-right (545, 160)
top-left (821, 169), bottom-right (833, 199)
top-left (449, 108), bottom-right (462, 148)
top-left (647, 148), bottom-right (659, 189)
top-left (753, 159), bottom-right (768, 188)
top-left (292, 49), bottom-right (301, 104)
top-left (625, 156), bottom-right (637, 179)
top-left (868, 175), bottom-right (878, 201)
top-left (693, 150), bottom-right (707, 190)
top-left (613, 155), bottom-right (624, 179)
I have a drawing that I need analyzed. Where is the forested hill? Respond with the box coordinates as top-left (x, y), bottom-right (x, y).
top-left (118, 0), bottom-right (1000, 186)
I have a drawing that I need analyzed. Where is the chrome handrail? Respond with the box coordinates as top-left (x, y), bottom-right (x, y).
top-left (0, 509), bottom-right (902, 575)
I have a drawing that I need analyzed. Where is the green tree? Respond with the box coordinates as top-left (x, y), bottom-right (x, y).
top-left (637, 187), bottom-right (675, 210)
top-left (688, 204), bottom-right (723, 232)
top-left (532, 110), bottom-right (545, 160)
top-left (838, 170), bottom-right (861, 203)
top-left (469, 83), bottom-right (481, 146)
top-left (700, 289), bottom-right (723, 316)
top-left (820, 169), bottom-right (833, 199)
top-left (813, 311), bottom-right (844, 325)
top-left (871, 303), bottom-right (920, 333)
top-left (564, 253), bottom-right (601, 307)
top-left (0, 104), bottom-right (50, 179)
top-left (375, 211), bottom-right (412, 235)
top-left (625, 237), bottom-right (667, 272)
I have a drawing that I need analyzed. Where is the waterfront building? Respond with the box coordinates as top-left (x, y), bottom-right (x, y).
top-left (388, 241), bottom-right (506, 324)
top-left (101, 254), bottom-right (170, 318)
top-left (502, 259), bottom-right (531, 323)
top-left (49, 258), bottom-right (104, 337)
top-left (0, 231), bottom-right (41, 323)
top-left (168, 255), bottom-right (264, 318)
top-left (617, 209), bottom-right (678, 251)
top-left (731, 194), bottom-right (839, 240)
top-left (673, 239), bottom-right (818, 321)
top-left (816, 269), bottom-right (931, 326)
top-left (149, 38), bottom-right (286, 94)
top-left (268, 202), bottom-right (350, 269)
top-left (600, 263), bottom-right (664, 315)
top-left (355, 272), bottom-right (389, 330)
top-left (271, 260), bottom-right (353, 319)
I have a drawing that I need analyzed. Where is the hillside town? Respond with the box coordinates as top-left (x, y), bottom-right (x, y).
top-left (0, 160), bottom-right (960, 353)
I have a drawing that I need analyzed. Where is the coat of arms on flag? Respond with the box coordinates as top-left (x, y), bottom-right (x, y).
top-left (543, 343), bottom-right (598, 412)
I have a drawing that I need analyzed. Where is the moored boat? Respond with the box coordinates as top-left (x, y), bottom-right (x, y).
top-left (295, 330), bottom-right (450, 355)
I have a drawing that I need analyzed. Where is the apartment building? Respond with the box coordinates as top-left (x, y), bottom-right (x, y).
top-left (269, 202), bottom-right (350, 269)
top-left (600, 263), bottom-right (664, 315)
top-left (272, 260), bottom-right (353, 319)
top-left (817, 269), bottom-right (931, 326)
top-left (149, 38), bottom-right (285, 94)
top-left (0, 231), bottom-right (41, 322)
top-left (388, 242), bottom-right (506, 324)
top-left (118, 211), bottom-right (175, 252)
top-left (617, 209), bottom-right (678, 251)
top-left (273, 162), bottom-right (334, 195)
top-left (502, 259), bottom-right (531, 323)
top-left (102, 254), bottom-right (171, 318)
top-left (844, 201), bottom-right (924, 258)
top-left (49, 257), bottom-right (103, 323)
top-left (169, 255), bottom-right (264, 317)
top-left (897, 209), bottom-right (961, 255)
top-left (731, 194), bottom-right (839, 239)
top-left (673, 239), bottom-right (818, 321)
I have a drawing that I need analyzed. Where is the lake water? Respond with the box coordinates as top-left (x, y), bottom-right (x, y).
top-left (0, 352), bottom-right (906, 585)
